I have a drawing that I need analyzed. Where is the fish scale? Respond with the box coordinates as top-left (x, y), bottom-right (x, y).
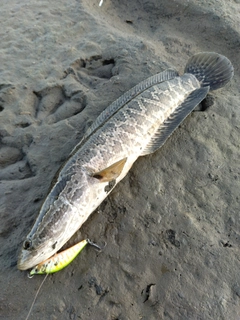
top-left (18, 52), bottom-right (234, 270)
top-left (79, 75), bottom-right (199, 165)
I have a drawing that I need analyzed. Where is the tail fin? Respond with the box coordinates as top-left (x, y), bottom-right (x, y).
top-left (184, 52), bottom-right (234, 91)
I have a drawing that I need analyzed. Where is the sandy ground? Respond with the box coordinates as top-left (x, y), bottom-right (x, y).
top-left (1, 0), bottom-right (240, 319)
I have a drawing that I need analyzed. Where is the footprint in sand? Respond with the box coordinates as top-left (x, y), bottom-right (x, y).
top-left (34, 55), bottom-right (115, 124)
top-left (0, 55), bottom-right (116, 181)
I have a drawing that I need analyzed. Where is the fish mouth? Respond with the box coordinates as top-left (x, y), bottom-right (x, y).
top-left (17, 247), bottom-right (53, 271)
top-left (17, 261), bottom-right (33, 271)
top-left (17, 252), bottom-right (40, 271)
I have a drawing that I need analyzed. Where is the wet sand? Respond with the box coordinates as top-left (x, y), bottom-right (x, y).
top-left (1, 1), bottom-right (240, 319)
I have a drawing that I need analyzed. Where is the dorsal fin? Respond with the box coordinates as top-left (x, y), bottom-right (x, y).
top-left (91, 157), bottom-right (127, 182)
top-left (141, 87), bottom-right (209, 156)
top-left (84, 70), bottom-right (178, 139)
top-left (71, 69), bottom-right (179, 155)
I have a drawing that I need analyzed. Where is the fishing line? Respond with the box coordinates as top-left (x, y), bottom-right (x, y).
top-left (24, 239), bottom-right (105, 318)
top-left (25, 273), bottom-right (49, 320)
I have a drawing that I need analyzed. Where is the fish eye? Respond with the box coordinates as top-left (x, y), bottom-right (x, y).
top-left (23, 239), bottom-right (32, 250)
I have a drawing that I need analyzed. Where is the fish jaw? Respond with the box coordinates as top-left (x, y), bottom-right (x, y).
top-left (17, 241), bottom-right (55, 271)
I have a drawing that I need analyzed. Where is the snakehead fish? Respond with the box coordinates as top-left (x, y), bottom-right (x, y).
top-left (17, 52), bottom-right (233, 270)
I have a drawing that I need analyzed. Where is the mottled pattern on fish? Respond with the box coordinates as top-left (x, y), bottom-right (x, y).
top-left (34, 75), bottom-right (200, 239)
top-left (18, 52), bottom-right (234, 270)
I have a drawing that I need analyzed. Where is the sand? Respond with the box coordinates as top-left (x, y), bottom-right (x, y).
top-left (0, 0), bottom-right (240, 319)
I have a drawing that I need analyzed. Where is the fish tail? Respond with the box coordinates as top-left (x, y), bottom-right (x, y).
top-left (184, 52), bottom-right (234, 91)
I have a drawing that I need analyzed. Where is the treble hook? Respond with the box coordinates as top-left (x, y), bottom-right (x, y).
top-left (87, 239), bottom-right (106, 252)
top-left (27, 272), bottom-right (34, 279)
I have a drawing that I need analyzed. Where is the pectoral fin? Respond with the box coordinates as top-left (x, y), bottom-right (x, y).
top-left (92, 157), bottom-right (127, 182)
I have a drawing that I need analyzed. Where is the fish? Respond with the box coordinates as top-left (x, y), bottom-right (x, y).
top-left (17, 52), bottom-right (234, 270)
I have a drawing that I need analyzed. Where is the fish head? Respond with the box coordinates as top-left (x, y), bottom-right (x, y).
top-left (17, 229), bottom-right (59, 271)
top-left (17, 173), bottom-right (106, 270)
top-left (17, 180), bottom-right (83, 270)
top-left (17, 157), bottom-right (128, 271)
top-left (17, 199), bottom-right (73, 271)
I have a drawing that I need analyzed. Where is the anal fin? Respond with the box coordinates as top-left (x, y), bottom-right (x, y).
top-left (141, 87), bottom-right (209, 156)
top-left (92, 157), bottom-right (127, 182)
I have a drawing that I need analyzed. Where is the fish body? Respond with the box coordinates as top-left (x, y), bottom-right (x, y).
top-left (18, 52), bottom-right (233, 270)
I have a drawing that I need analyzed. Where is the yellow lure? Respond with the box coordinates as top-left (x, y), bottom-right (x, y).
top-left (29, 239), bottom-right (89, 275)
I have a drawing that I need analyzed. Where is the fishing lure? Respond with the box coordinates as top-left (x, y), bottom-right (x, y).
top-left (25, 239), bottom-right (102, 320)
top-left (29, 239), bottom-right (101, 276)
